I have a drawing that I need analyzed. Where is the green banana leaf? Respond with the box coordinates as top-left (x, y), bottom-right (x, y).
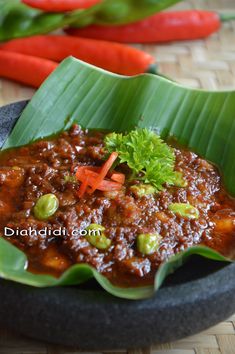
top-left (0, 237), bottom-right (228, 299)
top-left (0, 0), bottom-right (183, 41)
top-left (1, 58), bottom-right (234, 299)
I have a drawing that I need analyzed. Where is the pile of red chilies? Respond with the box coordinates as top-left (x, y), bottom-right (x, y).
top-left (0, 0), bottom-right (234, 88)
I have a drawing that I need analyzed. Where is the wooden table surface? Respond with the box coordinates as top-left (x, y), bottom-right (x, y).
top-left (0, 1), bottom-right (235, 353)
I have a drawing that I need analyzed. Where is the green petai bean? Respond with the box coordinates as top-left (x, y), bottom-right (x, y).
top-left (137, 233), bottom-right (162, 255)
top-left (34, 193), bottom-right (59, 220)
top-left (173, 172), bottom-right (188, 188)
top-left (169, 203), bottom-right (199, 219)
top-left (130, 184), bottom-right (155, 197)
top-left (86, 224), bottom-right (111, 250)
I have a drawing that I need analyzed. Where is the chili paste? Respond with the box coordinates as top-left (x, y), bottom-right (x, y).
top-left (0, 126), bottom-right (234, 287)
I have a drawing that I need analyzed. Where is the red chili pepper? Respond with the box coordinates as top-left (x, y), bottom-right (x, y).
top-left (75, 163), bottom-right (123, 197)
top-left (1, 35), bottom-right (156, 76)
top-left (75, 166), bottom-right (100, 181)
top-left (66, 11), bottom-right (235, 43)
top-left (90, 152), bottom-right (119, 193)
top-left (0, 51), bottom-right (58, 88)
top-left (77, 176), bottom-right (89, 198)
top-left (22, 0), bottom-right (101, 11)
top-left (84, 170), bottom-right (123, 192)
top-left (110, 172), bottom-right (125, 184)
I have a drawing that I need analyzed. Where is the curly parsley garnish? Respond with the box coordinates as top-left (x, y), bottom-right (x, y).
top-left (105, 129), bottom-right (179, 192)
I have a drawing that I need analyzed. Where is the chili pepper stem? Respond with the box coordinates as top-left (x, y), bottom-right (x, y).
top-left (146, 63), bottom-right (158, 75)
top-left (219, 13), bottom-right (235, 22)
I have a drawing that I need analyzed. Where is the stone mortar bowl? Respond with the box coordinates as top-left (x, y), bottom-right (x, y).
top-left (0, 101), bottom-right (234, 350)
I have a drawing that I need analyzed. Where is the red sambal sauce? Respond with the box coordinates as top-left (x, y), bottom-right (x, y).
top-left (0, 125), bottom-right (234, 287)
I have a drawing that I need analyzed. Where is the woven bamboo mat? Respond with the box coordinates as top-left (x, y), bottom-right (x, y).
top-left (0, 0), bottom-right (235, 353)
